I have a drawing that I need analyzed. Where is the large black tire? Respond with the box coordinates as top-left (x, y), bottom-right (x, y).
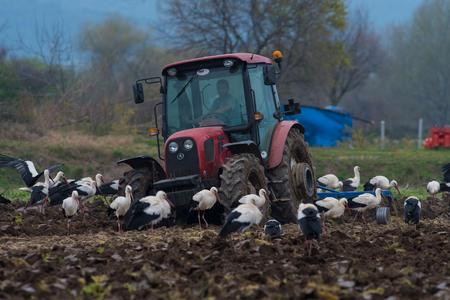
top-left (118, 169), bottom-right (153, 200)
top-left (219, 153), bottom-right (270, 218)
top-left (268, 127), bottom-right (316, 223)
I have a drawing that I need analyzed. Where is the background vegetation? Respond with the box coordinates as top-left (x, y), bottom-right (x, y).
top-left (0, 0), bottom-right (448, 137)
top-left (0, 0), bottom-right (448, 199)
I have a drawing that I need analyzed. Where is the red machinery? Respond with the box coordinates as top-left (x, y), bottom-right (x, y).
top-left (423, 127), bottom-right (450, 149)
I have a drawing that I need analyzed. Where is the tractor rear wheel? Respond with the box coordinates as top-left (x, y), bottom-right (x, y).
top-left (118, 168), bottom-right (153, 200)
top-left (268, 127), bottom-right (316, 223)
top-left (219, 153), bottom-right (270, 218)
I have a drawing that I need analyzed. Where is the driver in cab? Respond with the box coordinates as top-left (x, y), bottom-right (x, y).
top-left (209, 79), bottom-right (239, 122)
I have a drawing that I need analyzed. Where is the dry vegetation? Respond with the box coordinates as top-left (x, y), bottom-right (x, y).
top-left (0, 128), bottom-right (156, 194)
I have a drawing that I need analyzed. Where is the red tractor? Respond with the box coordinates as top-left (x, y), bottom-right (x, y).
top-left (118, 51), bottom-right (316, 224)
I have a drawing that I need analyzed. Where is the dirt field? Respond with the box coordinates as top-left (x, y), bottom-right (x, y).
top-left (0, 195), bottom-right (449, 300)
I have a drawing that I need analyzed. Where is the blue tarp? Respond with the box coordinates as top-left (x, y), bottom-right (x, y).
top-left (283, 105), bottom-right (353, 147)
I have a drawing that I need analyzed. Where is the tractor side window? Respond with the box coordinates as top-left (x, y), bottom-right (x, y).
top-left (248, 65), bottom-right (278, 156)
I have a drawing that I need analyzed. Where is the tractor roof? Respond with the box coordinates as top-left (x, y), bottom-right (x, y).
top-left (162, 53), bottom-right (272, 72)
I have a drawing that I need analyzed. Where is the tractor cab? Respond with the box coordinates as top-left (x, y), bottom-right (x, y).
top-left (120, 51), bottom-right (316, 225)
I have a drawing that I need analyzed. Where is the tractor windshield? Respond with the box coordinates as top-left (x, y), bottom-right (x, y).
top-left (165, 64), bottom-right (248, 136)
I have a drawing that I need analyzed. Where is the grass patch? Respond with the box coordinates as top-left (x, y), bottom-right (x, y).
top-left (0, 130), bottom-right (158, 198)
top-left (311, 148), bottom-right (448, 187)
top-left (1, 130), bottom-right (446, 202)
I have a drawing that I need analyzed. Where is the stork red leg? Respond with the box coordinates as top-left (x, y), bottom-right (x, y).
top-left (321, 217), bottom-right (327, 235)
top-left (66, 219), bottom-right (71, 235)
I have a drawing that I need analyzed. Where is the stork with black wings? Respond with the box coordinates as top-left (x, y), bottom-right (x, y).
top-left (48, 179), bottom-right (97, 206)
top-left (0, 154), bottom-right (61, 187)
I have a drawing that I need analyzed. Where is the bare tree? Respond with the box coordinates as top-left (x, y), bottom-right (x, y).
top-left (16, 18), bottom-right (73, 94)
top-left (0, 21), bottom-right (8, 61)
top-left (328, 10), bottom-right (382, 106)
top-left (160, 0), bottom-right (347, 103)
top-left (386, 0), bottom-right (450, 127)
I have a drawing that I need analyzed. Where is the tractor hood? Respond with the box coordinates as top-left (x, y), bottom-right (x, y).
top-left (164, 127), bottom-right (231, 179)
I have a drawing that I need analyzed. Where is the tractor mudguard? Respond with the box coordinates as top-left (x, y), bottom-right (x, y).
top-left (268, 121), bottom-right (305, 169)
top-left (223, 141), bottom-right (262, 160)
top-left (117, 156), bottom-right (166, 179)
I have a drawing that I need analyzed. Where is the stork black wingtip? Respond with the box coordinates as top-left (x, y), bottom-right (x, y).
top-left (0, 194), bottom-right (11, 204)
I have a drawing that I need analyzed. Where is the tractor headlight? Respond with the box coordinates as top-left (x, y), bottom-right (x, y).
top-left (168, 141), bottom-right (179, 153)
top-left (183, 139), bottom-right (194, 151)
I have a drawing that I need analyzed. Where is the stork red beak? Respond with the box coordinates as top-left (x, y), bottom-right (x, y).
top-left (214, 190), bottom-right (221, 202)
top-left (395, 186), bottom-right (401, 195)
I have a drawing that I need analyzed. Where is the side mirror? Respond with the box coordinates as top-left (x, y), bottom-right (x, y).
top-left (133, 82), bottom-right (144, 104)
top-left (283, 98), bottom-right (301, 115)
top-left (263, 65), bottom-right (277, 85)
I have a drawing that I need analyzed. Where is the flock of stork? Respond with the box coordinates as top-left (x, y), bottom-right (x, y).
top-left (1, 153), bottom-right (449, 256)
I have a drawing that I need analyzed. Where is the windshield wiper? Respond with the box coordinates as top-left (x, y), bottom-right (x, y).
top-left (170, 67), bottom-right (203, 103)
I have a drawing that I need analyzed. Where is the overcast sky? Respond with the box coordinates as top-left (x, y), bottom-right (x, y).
top-left (0, 0), bottom-right (424, 55)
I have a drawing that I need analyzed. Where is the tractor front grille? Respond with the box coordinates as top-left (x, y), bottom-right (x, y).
top-left (204, 138), bottom-right (215, 162)
top-left (166, 137), bottom-right (200, 178)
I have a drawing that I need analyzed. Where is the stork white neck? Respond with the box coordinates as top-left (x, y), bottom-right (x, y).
top-left (125, 186), bottom-right (133, 203)
top-left (353, 166), bottom-right (360, 181)
top-left (375, 188), bottom-right (382, 202)
top-left (338, 198), bottom-right (348, 207)
top-left (53, 171), bottom-right (64, 182)
top-left (259, 189), bottom-right (266, 200)
top-left (95, 174), bottom-right (103, 188)
top-left (43, 170), bottom-right (50, 188)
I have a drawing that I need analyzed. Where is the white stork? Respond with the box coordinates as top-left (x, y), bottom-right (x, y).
top-left (44, 177), bottom-right (97, 217)
top-left (364, 175), bottom-right (401, 194)
top-left (109, 185), bottom-right (133, 232)
top-left (30, 169), bottom-right (52, 214)
top-left (238, 189), bottom-right (268, 208)
top-left (298, 203), bottom-right (322, 256)
top-left (426, 180), bottom-right (441, 199)
top-left (314, 197), bottom-right (347, 233)
top-left (61, 190), bottom-right (80, 235)
top-left (19, 171), bottom-right (67, 193)
top-left (96, 174), bottom-right (119, 197)
top-left (0, 154), bottom-right (61, 187)
top-left (218, 192), bottom-right (266, 238)
top-left (317, 174), bottom-right (343, 190)
top-left (427, 163), bottom-right (450, 198)
top-left (347, 188), bottom-right (382, 223)
top-left (192, 187), bottom-right (219, 228)
top-left (124, 191), bottom-right (174, 231)
top-left (342, 166), bottom-right (360, 191)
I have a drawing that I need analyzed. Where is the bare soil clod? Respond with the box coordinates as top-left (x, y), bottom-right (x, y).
top-left (0, 194), bottom-right (449, 299)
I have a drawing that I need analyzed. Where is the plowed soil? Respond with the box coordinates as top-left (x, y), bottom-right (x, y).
top-left (0, 194), bottom-right (449, 300)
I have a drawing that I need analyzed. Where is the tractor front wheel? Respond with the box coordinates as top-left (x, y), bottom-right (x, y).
top-left (219, 153), bottom-right (270, 218)
top-left (118, 168), bottom-right (153, 200)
